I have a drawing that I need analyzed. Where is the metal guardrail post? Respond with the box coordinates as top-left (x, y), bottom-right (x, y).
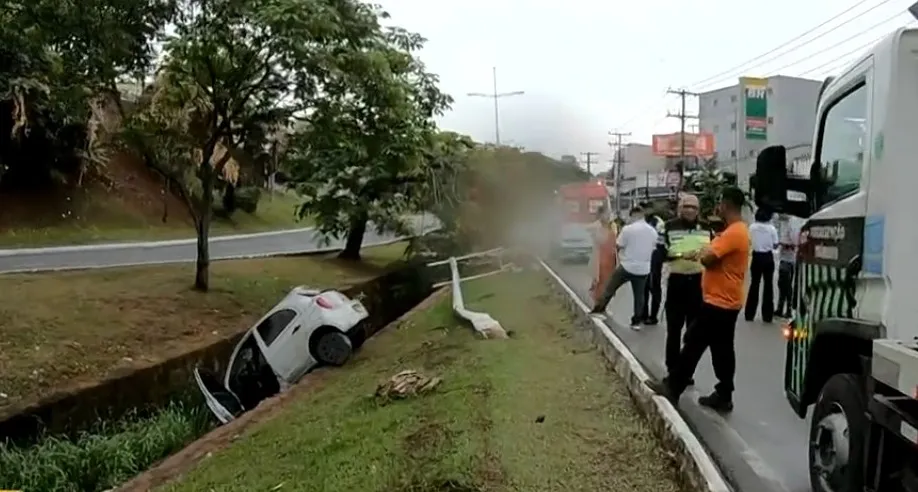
top-left (425, 248), bottom-right (511, 339)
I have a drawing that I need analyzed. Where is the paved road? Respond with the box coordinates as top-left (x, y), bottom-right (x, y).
top-left (0, 214), bottom-right (439, 273)
top-left (549, 260), bottom-right (811, 492)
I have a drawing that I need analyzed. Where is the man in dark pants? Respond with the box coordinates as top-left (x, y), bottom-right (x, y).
top-left (745, 208), bottom-right (779, 322)
top-left (660, 193), bottom-right (712, 385)
top-left (775, 213), bottom-right (802, 318)
top-left (647, 187), bottom-right (750, 413)
top-left (642, 203), bottom-right (666, 325)
top-left (590, 205), bottom-right (659, 330)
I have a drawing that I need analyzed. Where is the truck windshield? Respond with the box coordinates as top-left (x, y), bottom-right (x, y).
top-left (816, 83), bottom-right (868, 205)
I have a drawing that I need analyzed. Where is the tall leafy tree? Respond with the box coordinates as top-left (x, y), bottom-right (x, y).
top-left (0, 0), bottom-right (174, 183)
top-left (288, 11), bottom-right (453, 260)
top-left (124, 0), bottom-right (398, 289)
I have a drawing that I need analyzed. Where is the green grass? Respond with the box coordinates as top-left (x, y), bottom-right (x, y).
top-left (0, 241), bottom-right (408, 412)
top-left (0, 190), bottom-right (310, 248)
top-left (162, 271), bottom-right (680, 492)
top-left (0, 400), bottom-right (213, 492)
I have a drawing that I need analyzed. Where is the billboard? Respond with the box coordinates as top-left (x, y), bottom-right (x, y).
top-left (741, 76), bottom-right (768, 140)
top-left (651, 132), bottom-right (715, 157)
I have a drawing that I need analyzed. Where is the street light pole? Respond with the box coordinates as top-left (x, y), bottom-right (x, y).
top-left (467, 66), bottom-right (525, 146)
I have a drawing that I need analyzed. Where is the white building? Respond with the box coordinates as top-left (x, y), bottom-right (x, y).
top-left (699, 75), bottom-right (823, 190)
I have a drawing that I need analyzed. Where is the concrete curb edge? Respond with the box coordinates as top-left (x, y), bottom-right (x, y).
top-left (0, 226), bottom-right (319, 257)
top-left (538, 258), bottom-right (733, 492)
top-left (0, 236), bottom-right (413, 274)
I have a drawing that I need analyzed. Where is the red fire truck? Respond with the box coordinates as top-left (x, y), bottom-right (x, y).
top-left (552, 181), bottom-right (611, 262)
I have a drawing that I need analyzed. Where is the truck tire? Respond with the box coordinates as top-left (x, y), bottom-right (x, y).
top-left (809, 373), bottom-right (867, 492)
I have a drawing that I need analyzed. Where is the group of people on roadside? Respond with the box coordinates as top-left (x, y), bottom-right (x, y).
top-left (585, 187), bottom-right (800, 413)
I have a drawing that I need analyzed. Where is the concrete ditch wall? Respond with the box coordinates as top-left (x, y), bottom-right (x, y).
top-left (0, 261), bottom-right (434, 445)
top-left (538, 259), bottom-right (733, 492)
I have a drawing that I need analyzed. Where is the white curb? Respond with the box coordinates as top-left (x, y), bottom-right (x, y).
top-left (539, 259), bottom-right (732, 492)
top-left (0, 236), bottom-right (414, 274)
top-left (0, 226), bottom-right (318, 257)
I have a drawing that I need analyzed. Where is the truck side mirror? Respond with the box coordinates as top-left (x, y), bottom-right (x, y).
top-left (753, 145), bottom-right (788, 210)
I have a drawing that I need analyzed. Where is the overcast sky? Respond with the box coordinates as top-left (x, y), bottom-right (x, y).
top-left (377, 0), bottom-right (914, 172)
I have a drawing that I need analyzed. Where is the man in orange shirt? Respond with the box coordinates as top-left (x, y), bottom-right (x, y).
top-left (648, 187), bottom-right (750, 413)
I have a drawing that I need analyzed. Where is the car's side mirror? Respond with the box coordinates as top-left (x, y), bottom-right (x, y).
top-left (753, 145), bottom-right (788, 210)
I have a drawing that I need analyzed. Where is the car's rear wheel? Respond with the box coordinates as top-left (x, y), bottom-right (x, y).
top-left (314, 330), bottom-right (353, 366)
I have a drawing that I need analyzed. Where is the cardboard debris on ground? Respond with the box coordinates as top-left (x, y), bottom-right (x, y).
top-left (375, 370), bottom-right (442, 404)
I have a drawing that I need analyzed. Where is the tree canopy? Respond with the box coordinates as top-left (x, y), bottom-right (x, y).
top-left (285, 13), bottom-right (453, 259)
top-left (2, 0), bottom-right (589, 289)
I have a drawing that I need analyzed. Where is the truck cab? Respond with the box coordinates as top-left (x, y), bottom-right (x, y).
top-left (552, 181), bottom-right (612, 262)
top-left (753, 17), bottom-right (918, 492)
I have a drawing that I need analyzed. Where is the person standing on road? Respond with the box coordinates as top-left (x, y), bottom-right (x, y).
top-left (660, 193), bottom-right (712, 382)
top-left (647, 187), bottom-right (750, 413)
top-left (745, 208), bottom-right (779, 323)
top-left (641, 203), bottom-right (667, 325)
top-left (775, 213), bottom-right (803, 318)
top-left (588, 208), bottom-right (618, 305)
top-left (589, 205), bottom-right (658, 330)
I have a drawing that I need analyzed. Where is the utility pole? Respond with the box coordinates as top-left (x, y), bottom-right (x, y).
top-left (608, 131), bottom-right (631, 217)
top-left (667, 88), bottom-right (700, 189)
top-left (580, 152), bottom-right (600, 175)
top-left (467, 67), bottom-right (525, 146)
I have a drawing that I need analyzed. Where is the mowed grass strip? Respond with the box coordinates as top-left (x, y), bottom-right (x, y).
top-left (0, 242), bottom-right (406, 410)
top-left (163, 271), bottom-right (680, 492)
top-left (0, 190), bottom-right (310, 248)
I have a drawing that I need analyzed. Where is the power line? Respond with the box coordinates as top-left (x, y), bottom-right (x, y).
top-left (622, 4), bottom-right (903, 136)
top-left (617, 89), bottom-right (672, 129)
top-left (795, 20), bottom-right (916, 78)
top-left (754, 11), bottom-right (909, 79)
top-left (687, 0), bottom-right (896, 90)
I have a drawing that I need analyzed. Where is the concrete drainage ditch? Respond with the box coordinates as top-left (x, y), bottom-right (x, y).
top-left (0, 260), bottom-right (437, 491)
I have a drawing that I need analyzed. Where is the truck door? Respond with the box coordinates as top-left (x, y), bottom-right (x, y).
top-left (786, 62), bottom-right (873, 410)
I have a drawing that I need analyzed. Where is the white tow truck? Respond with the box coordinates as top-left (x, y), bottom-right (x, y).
top-left (752, 6), bottom-right (918, 491)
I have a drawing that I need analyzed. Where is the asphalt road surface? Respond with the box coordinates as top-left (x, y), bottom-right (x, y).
top-left (0, 214), bottom-right (439, 273)
top-left (549, 259), bottom-right (811, 492)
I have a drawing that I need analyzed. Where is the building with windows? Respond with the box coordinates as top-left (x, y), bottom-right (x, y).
top-left (699, 75), bottom-right (823, 189)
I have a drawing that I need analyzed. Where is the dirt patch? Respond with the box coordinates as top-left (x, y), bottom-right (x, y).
top-left (0, 243), bottom-right (406, 419)
top-left (404, 421), bottom-right (456, 459)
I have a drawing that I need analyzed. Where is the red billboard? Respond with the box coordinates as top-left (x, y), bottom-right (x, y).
top-left (652, 132), bottom-right (715, 158)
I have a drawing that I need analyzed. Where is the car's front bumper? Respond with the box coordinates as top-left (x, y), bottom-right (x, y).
top-left (558, 247), bottom-right (591, 262)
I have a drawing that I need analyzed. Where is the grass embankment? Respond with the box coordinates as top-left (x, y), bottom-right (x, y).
top-left (0, 400), bottom-right (212, 492)
top-left (0, 242), bottom-right (407, 411)
top-left (0, 190), bottom-right (309, 248)
top-left (164, 271), bottom-right (680, 492)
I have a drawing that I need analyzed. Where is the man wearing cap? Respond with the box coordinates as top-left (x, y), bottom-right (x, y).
top-left (659, 193), bottom-right (712, 383)
top-left (648, 186), bottom-right (750, 413)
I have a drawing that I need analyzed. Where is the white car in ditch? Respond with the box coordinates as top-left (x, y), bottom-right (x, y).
top-left (194, 286), bottom-right (369, 424)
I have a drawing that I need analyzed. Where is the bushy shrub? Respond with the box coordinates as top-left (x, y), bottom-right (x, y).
top-left (236, 186), bottom-right (261, 214)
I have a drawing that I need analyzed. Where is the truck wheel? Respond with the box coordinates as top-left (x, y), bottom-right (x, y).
top-left (314, 331), bottom-right (352, 367)
top-left (809, 373), bottom-right (867, 492)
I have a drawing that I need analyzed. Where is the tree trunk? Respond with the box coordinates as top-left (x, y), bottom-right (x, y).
top-left (194, 168), bottom-right (215, 291)
top-left (339, 212), bottom-right (368, 261)
top-left (161, 175), bottom-right (169, 223)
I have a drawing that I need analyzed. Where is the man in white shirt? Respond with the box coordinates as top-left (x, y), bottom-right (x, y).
top-left (744, 208), bottom-right (780, 322)
top-left (590, 205), bottom-right (659, 330)
top-left (775, 213), bottom-right (804, 318)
